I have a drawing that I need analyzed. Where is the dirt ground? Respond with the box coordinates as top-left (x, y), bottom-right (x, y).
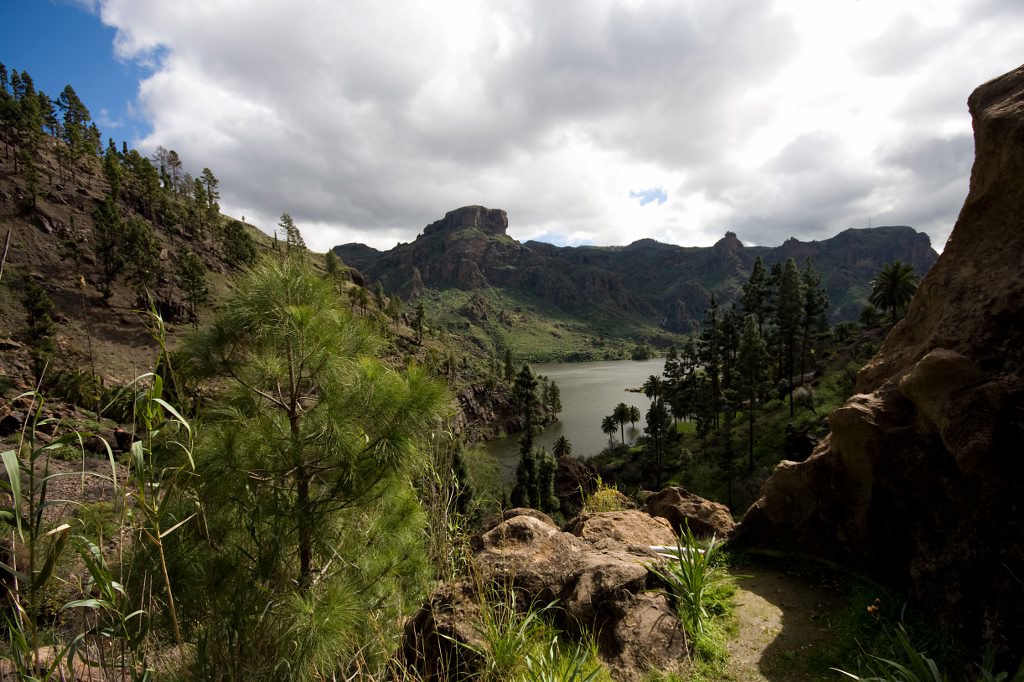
top-left (725, 561), bottom-right (848, 681)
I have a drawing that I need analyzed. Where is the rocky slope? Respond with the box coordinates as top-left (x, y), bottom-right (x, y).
top-left (336, 208), bottom-right (938, 333)
top-left (733, 64), bottom-right (1024, 657)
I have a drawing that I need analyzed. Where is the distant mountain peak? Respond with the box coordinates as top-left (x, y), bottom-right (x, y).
top-left (714, 231), bottom-right (743, 251)
top-left (423, 205), bottom-right (508, 237)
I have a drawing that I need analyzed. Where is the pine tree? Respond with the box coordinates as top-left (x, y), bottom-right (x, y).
top-left (123, 216), bottom-right (162, 303)
top-left (776, 258), bottom-right (805, 417)
top-left (180, 255), bottom-right (446, 673)
top-left (799, 258), bottom-right (829, 385)
top-left (737, 315), bottom-right (769, 471)
top-left (413, 300), bottom-right (426, 345)
top-left (279, 213), bottom-right (305, 257)
top-left (200, 167), bottom-right (219, 210)
top-left (92, 195), bottom-right (124, 299)
top-left (741, 256), bottom-right (769, 337)
top-left (103, 139), bottom-right (123, 200)
top-left (175, 247), bottom-right (209, 326)
top-left (503, 349), bottom-right (514, 384)
top-left (512, 364), bottom-right (541, 453)
top-left (56, 84), bottom-right (91, 179)
top-left (700, 295), bottom-right (721, 430)
top-left (324, 251), bottom-right (343, 282)
top-left (220, 220), bottom-right (257, 268)
top-left (387, 293), bottom-right (403, 331)
top-left (20, 279), bottom-right (55, 383)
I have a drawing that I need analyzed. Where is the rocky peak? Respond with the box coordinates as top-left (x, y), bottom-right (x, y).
top-left (422, 205), bottom-right (508, 237)
top-left (713, 230), bottom-right (743, 252)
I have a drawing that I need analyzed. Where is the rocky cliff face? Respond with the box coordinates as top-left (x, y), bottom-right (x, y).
top-left (422, 205), bottom-right (508, 237)
top-left (335, 205), bottom-right (652, 314)
top-left (733, 64), bottom-right (1024, 656)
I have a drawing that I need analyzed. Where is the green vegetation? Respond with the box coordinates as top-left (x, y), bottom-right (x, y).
top-left (456, 586), bottom-right (609, 682)
top-left (0, 65), bottom-right (996, 682)
top-left (590, 256), bottom-right (889, 512)
top-left (870, 260), bottom-right (921, 328)
top-left (647, 524), bottom-right (732, 645)
top-left (18, 278), bottom-right (56, 383)
top-left (416, 286), bottom-right (678, 363)
top-left (646, 524), bottom-right (738, 680)
top-left (580, 476), bottom-right (629, 513)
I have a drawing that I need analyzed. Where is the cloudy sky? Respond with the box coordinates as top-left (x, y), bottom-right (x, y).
top-left (7, 1), bottom-right (1024, 252)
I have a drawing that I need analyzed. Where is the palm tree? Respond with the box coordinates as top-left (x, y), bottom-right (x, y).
top-left (601, 415), bottom-right (617, 447)
top-left (613, 402), bottom-right (630, 444)
top-left (642, 375), bottom-right (663, 399)
top-left (869, 261), bottom-right (920, 328)
top-left (553, 436), bottom-right (572, 458)
top-left (627, 405), bottom-right (641, 432)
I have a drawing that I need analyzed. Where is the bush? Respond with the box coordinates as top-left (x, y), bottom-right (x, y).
top-left (581, 477), bottom-right (630, 514)
top-left (48, 367), bottom-right (102, 410)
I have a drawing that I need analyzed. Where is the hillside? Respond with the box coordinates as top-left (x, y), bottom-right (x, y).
top-left (335, 206), bottom-right (938, 337)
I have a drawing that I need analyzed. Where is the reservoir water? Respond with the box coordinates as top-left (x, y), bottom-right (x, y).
top-left (486, 358), bottom-right (665, 484)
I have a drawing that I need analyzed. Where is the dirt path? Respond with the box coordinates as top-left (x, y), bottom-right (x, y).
top-left (725, 562), bottom-right (847, 681)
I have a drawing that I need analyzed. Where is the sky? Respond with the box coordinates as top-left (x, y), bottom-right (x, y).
top-left (4, 0), bottom-right (1023, 253)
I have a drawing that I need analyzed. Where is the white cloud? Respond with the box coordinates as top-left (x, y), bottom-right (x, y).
top-left (92, 0), bottom-right (1024, 253)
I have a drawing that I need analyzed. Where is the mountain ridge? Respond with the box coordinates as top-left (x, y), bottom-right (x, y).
top-left (334, 207), bottom-right (938, 333)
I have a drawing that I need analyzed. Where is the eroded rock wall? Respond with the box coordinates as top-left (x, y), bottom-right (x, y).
top-left (733, 65), bottom-right (1024, 655)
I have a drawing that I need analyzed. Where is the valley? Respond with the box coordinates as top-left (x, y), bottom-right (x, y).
top-left (0, 56), bottom-right (1021, 682)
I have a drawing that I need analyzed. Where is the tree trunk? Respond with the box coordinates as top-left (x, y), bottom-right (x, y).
top-left (297, 466), bottom-right (312, 588)
top-left (787, 339), bottom-right (795, 418)
top-left (748, 400), bottom-right (755, 472)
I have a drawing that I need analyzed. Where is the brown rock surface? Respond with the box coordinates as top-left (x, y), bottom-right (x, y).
top-left (733, 65), bottom-right (1024, 656)
top-left (404, 510), bottom-right (689, 681)
top-left (646, 486), bottom-right (736, 539)
top-left (564, 510), bottom-right (677, 550)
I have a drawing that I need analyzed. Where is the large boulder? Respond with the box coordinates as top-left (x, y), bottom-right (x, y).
top-left (646, 486), bottom-right (736, 539)
top-left (553, 454), bottom-right (599, 517)
top-left (404, 510), bottom-right (689, 681)
top-left (733, 64), bottom-right (1024, 656)
top-left (564, 510), bottom-right (677, 550)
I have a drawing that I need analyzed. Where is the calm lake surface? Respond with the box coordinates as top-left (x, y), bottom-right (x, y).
top-left (486, 358), bottom-right (665, 484)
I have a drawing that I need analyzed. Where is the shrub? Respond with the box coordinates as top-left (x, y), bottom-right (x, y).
top-left (581, 476), bottom-right (630, 514)
top-left (646, 522), bottom-right (733, 643)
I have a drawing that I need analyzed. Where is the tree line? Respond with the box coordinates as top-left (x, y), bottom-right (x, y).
top-left (597, 255), bottom-right (921, 506)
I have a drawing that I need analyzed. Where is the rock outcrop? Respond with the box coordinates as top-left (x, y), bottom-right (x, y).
top-left (647, 486), bottom-right (736, 539)
top-left (733, 64), bottom-right (1024, 656)
top-left (422, 205), bottom-right (509, 237)
top-left (403, 509), bottom-right (693, 681)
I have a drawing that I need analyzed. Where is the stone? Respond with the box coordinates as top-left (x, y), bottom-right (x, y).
top-left (0, 412), bottom-right (24, 437)
top-left (554, 454), bottom-right (599, 517)
top-left (113, 427), bottom-right (135, 453)
top-left (405, 510), bottom-right (690, 680)
top-left (646, 486), bottom-right (736, 539)
top-left (733, 64), bottom-right (1024, 658)
top-left (564, 510), bottom-right (677, 550)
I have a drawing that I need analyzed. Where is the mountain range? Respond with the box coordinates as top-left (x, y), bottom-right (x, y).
top-left (334, 206), bottom-right (939, 334)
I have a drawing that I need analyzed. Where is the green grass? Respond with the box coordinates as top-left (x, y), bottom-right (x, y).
top-left (457, 583), bottom-right (612, 682)
top-left (419, 286), bottom-right (683, 363)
